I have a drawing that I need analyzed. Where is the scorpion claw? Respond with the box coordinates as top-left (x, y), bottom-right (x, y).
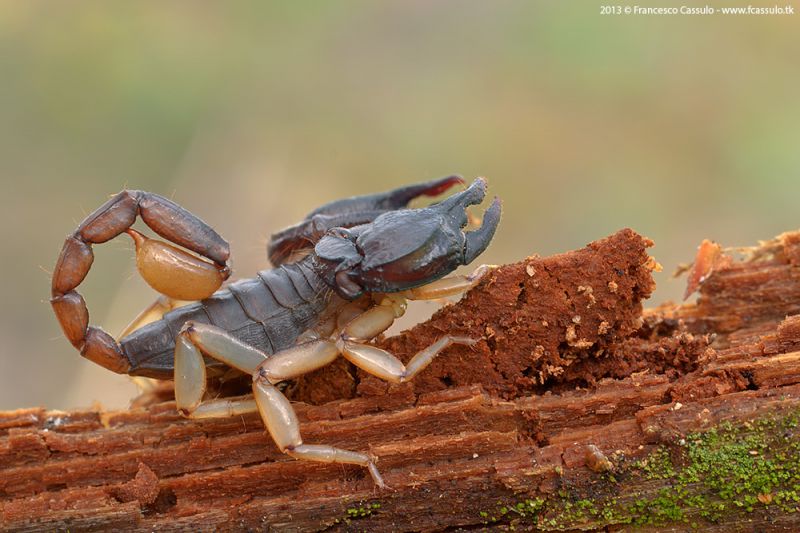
top-left (315, 178), bottom-right (501, 299)
top-left (267, 175), bottom-right (464, 266)
top-left (464, 196), bottom-right (502, 264)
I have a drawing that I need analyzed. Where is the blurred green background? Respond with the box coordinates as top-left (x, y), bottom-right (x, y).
top-left (1, 1), bottom-right (798, 410)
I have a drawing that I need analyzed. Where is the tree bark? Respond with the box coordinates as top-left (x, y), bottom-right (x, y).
top-left (3, 229), bottom-right (800, 532)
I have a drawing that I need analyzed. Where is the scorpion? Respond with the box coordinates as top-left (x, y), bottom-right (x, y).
top-left (50, 176), bottom-right (501, 488)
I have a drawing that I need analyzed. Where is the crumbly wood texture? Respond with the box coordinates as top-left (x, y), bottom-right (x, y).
top-left (3, 229), bottom-right (800, 532)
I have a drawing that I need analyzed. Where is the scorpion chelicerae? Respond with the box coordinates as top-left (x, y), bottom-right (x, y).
top-left (50, 176), bottom-right (501, 487)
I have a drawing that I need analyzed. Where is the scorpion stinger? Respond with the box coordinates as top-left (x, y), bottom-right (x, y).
top-left (267, 175), bottom-right (464, 266)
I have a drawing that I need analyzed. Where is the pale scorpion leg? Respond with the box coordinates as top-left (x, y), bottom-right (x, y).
top-left (190, 397), bottom-right (258, 419)
top-left (403, 263), bottom-right (495, 301)
top-left (337, 296), bottom-right (476, 384)
top-left (173, 322), bottom-right (267, 416)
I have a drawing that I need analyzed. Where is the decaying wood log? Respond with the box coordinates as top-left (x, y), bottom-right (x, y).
top-left (3, 229), bottom-right (800, 532)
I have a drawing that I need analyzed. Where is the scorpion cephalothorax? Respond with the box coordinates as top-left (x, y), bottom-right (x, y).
top-left (51, 176), bottom-right (501, 488)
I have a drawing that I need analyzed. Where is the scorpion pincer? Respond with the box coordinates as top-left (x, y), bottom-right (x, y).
top-left (50, 176), bottom-right (501, 488)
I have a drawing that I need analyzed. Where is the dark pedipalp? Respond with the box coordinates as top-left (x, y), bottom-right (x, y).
top-left (306, 175), bottom-right (463, 218)
top-left (267, 175), bottom-right (463, 266)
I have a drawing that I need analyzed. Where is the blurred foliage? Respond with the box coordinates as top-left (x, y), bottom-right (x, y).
top-left (0, 1), bottom-right (797, 409)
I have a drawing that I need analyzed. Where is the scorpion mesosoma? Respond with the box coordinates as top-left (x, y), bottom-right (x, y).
top-left (50, 176), bottom-right (501, 488)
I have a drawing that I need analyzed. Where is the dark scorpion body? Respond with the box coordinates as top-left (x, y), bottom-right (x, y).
top-left (51, 176), bottom-right (500, 487)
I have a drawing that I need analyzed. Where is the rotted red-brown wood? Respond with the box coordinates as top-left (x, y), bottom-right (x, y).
top-left (4, 228), bottom-right (800, 531)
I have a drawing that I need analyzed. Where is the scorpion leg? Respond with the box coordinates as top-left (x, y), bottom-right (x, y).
top-left (190, 397), bottom-right (258, 419)
top-left (174, 321), bottom-right (385, 487)
top-left (343, 336), bottom-right (477, 383)
top-left (402, 264), bottom-right (495, 301)
top-left (253, 379), bottom-right (385, 487)
top-left (338, 297), bottom-right (476, 383)
top-left (173, 322), bottom-right (267, 414)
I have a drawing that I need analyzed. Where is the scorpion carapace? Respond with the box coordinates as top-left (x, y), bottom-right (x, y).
top-left (51, 176), bottom-right (501, 488)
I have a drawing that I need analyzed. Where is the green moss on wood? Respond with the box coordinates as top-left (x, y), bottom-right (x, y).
top-left (477, 407), bottom-right (800, 530)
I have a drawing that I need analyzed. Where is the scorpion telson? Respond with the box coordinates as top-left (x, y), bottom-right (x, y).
top-left (51, 176), bottom-right (501, 488)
